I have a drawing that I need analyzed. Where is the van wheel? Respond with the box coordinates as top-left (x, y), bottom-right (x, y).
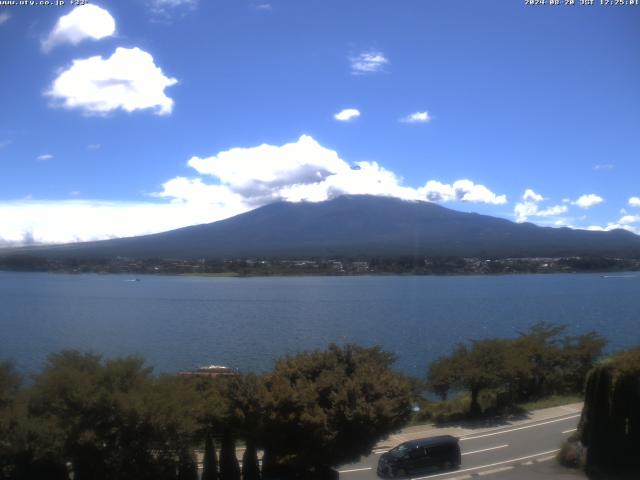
top-left (440, 460), bottom-right (452, 470)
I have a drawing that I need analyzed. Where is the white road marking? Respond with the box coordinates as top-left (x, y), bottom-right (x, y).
top-left (535, 455), bottom-right (557, 463)
top-left (462, 444), bottom-right (508, 456)
top-left (338, 467), bottom-right (372, 473)
top-left (562, 428), bottom-right (578, 434)
top-left (410, 449), bottom-right (560, 480)
top-left (373, 449), bottom-right (388, 455)
top-left (460, 414), bottom-right (580, 441)
top-left (478, 466), bottom-right (514, 475)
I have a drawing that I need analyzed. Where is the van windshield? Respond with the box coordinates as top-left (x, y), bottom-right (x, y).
top-left (389, 444), bottom-right (410, 459)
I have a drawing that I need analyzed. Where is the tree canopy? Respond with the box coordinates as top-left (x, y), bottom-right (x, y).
top-left (15, 351), bottom-right (202, 480)
top-left (427, 323), bottom-right (606, 415)
top-left (258, 344), bottom-right (413, 470)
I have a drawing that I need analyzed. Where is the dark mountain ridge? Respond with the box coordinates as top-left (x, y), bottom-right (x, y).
top-left (4, 195), bottom-right (640, 259)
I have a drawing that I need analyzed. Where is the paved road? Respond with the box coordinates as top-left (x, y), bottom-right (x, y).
top-left (338, 406), bottom-right (583, 480)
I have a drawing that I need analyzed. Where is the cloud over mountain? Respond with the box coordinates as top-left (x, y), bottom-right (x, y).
top-left (514, 189), bottom-right (567, 223)
top-left (161, 135), bottom-right (507, 208)
top-left (0, 135), bottom-right (508, 245)
top-left (419, 180), bottom-right (507, 205)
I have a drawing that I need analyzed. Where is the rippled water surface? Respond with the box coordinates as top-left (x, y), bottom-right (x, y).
top-left (1, 272), bottom-right (639, 376)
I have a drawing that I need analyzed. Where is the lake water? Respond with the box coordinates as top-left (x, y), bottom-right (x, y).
top-left (1, 271), bottom-right (639, 378)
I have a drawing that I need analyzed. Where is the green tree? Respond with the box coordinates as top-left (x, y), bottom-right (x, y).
top-left (241, 439), bottom-right (260, 480)
top-left (427, 323), bottom-right (607, 414)
top-left (25, 351), bottom-right (201, 480)
top-left (177, 449), bottom-right (198, 480)
top-left (426, 340), bottom-right (523, 415)
top-left (219, 429), bottom-right (240, 480)
top-left (513, 323), bottom-right (566, 400)
top-left (260, 344), bottom-right (413, 474)
top-left (513, 323), bottom-right (605, 400)
top-left (220, 374), bottom-right (264, 478)
top-left (557, 332), bottom-right (606, 394)
top-left (0, 361), bottom-right (30, 480)
top-left (201, 433), bottom-right (219, 480)
top-left (426, 352), bottom-right (462, 401)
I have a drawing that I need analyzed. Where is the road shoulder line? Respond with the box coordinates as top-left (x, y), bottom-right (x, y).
top-left (459, 414), bottom-right (580, 441)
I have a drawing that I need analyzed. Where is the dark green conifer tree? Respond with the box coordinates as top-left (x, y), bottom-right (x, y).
top-left (241, 439), bottom-right (260, 480)
top-left (177, 449), bottom-right (199, 480)
top-left (201, 433), bottom-right (219, 480)
top-left (219, 429), bottom-right (240, 480)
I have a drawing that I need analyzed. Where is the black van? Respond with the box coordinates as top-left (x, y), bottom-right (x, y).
top-left (377, 435), bottom-right (461, 478)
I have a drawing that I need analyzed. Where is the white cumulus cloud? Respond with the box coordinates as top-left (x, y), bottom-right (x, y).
top-left (572, 194), bottom-right (604, 209)
top-left (46, 47), bottom-right (178, 116)
top-left (586, 214), bottom-right (640, 235)
top-left (350, 50), bottom-right (389, 74)
top-left (618, 215), bottom-right (640, 225)
top-left (537, 205), bottom-right (568, 217)
top-left (514, 189), bottom-right (568, 222)
top-left (628, 197), bottom-right (640, 208)
top-left (334, 108), bottom-right (360, 122)
top-left (175, 135), bottom-right (507, 207)
top-left (418, 180), bottom-right (507, 205)
top-left (522, 189), bottom-right (544, 203)
top-left (400, 111), bottom-right (431, 124)
top-left (42, 5), bottom-right (115, 51)
top-left (0, 199), bottom-right (242, 246)
top-left (154, 177), bottom-right (247, 209)
top-left (514, 203), bottom-right (568, 223)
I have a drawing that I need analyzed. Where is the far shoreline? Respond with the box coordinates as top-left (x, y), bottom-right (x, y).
top-left (1, 268), bottom-right (639, 279)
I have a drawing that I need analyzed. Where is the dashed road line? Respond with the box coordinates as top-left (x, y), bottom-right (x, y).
top-left (562, 428), bottom-right (577, 434)
top-left (409, 449), bottom-right (560, 480)
top-left (534, 454), bottom-right (556, 463)
top-left (462, 444), bottom-right (509, 456)
top-left (338, 467), bottom-right (372, 473)
top-left (477, 465), bottom-right (514, 476)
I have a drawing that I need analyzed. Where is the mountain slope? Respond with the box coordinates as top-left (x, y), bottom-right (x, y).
top-left (6, 195), bottom-right (640, 259)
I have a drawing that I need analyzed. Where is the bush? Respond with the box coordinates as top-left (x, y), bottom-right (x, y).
top-left (558, 436), bottom-right (586, 469)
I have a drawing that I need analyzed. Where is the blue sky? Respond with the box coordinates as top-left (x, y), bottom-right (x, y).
top-left (0, 0), bottom-right (639, 245)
